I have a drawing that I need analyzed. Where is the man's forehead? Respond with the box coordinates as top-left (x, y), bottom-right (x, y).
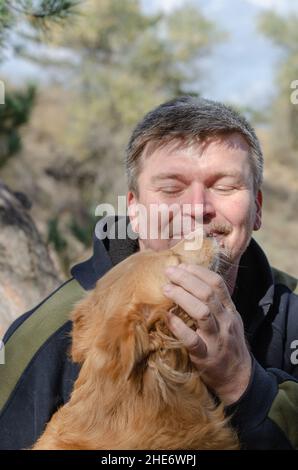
top-left (141, 135), bottom-right (251, 177)
top-left (142, 132), bottom-right (250, 160)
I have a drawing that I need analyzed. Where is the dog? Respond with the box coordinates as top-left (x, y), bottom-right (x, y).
top-left (32, 233), bottom-right (239, 450)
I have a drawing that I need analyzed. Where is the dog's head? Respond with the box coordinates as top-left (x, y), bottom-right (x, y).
top-left (70, 235), bottom-right (222, 400)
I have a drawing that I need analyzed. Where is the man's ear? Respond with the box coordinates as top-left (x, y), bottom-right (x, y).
top-left (127, 191), bottom-right (139, 234)
top-left (253, 190), bottom-right (262, 231)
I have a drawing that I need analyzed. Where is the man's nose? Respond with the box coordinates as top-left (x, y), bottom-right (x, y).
top-left (189, 183), bottom-right (216, 220)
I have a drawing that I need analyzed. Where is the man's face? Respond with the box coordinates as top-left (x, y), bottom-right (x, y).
top-left (127, 132), bottom-right (262, 266)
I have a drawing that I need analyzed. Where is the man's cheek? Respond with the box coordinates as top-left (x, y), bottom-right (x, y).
top-left (224, 221), bottom-right (253, 258)
top-left (224, 202), bottom-right (255, 238)
top-left (223, 195), bottom-right (252, 222)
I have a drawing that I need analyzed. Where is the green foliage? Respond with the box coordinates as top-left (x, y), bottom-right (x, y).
top-left (0, 1), bottom-right (12, 51)
top-left (0, 0), bottom-right (224, 269)
top-left (0, 1), bottom-right (80, 168)
top-left (47, 217), bottom-right (67, 252)
top-left (258, 10), bottom-right (298, 51)
top-left (0, 0), bottom-right (80, 26)
top-left (258, 11), bottom-right (298, 94)
top-left (258, 10), bottom-right (298, 155)
top-left (69, 212), bottom-right (98, 247)
top-left (0, 1), bottom-right (80, 53)
top-left (47, 0), bottom-right (222, 157)
top-left (0, 84), bottom-right (36, 166)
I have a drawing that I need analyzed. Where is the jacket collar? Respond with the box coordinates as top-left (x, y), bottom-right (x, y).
top-left (70, 216), bottom-right (139, 290)
top-left (230, 237), bottom-right (274, 339)
top-left (71, 216), bottom-right (275, 336)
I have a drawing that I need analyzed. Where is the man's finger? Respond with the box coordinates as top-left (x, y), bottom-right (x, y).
top-left (166, 311), bottom-right (207, 358)
top-left (179, 263), bottom-right (233, 311)
top-left (163, 284), bottom-right (218, 335)
top-left (165, 265), bottom-right (215, 303)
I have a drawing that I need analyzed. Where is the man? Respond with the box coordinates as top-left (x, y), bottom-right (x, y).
top-left (0, 96), bottom-right (297, 449)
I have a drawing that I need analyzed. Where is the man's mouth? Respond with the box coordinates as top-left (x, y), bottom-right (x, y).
top-left (167, 223), bottom-right (231, 247)
top-left (205, 231), bottom-right (227, 248)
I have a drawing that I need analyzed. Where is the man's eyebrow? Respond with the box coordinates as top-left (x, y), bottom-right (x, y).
top-left (209, 170), bottom-right (244, 179)
top-left (151, 170), bottom-right (244, 183)
top-left (150, 173), bottom-right (189, 184)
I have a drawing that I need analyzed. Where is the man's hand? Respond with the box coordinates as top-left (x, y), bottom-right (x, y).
top-left (163, 263), bottom-right (252, 405)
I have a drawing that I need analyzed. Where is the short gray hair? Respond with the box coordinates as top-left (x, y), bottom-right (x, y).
top-left (125, 96), bottom-right (263, 195)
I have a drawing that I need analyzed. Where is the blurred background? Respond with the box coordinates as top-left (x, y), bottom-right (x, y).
top-left (0, 0), bottom-right (297, 336)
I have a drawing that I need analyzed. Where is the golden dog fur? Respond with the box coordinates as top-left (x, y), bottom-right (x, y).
top-left (32, 235), bottom-right (239, 450)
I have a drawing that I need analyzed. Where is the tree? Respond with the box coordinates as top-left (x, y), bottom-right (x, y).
top-left (20, 0), bottom-right (223, 264)
top-left (1, 1), bottom-right (223, 275)
top-left (258, 10), bottom-right (298, 158)
top-left (0, 84), bottom-right (36, 166)
top-left (251, 10), bottom-right (298, 277)
top-left (0, 0), bottom-right (80, 164)
top-left (0, 1), bottom-right (79, 334)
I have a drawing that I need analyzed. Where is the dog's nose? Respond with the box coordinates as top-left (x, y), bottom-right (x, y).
top-left (170, 234), bottom-right (218, 270)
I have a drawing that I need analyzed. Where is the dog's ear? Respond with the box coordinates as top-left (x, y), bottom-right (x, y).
top-left (71, 293), bottom-right (171, 384)
top-left (93, 302), bottom-right (152, 383)
top-left (70, 287), bottom-right (156, 368)
top-left (71, 297), bottom-right (95, 363)
top-left (70, 289), bottom-right (107, 364)
top-left (105, 304), bottom-right (174, 385)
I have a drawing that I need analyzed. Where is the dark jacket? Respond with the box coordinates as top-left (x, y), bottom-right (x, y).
top-left (0, 217), bottom-right (298, 450)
